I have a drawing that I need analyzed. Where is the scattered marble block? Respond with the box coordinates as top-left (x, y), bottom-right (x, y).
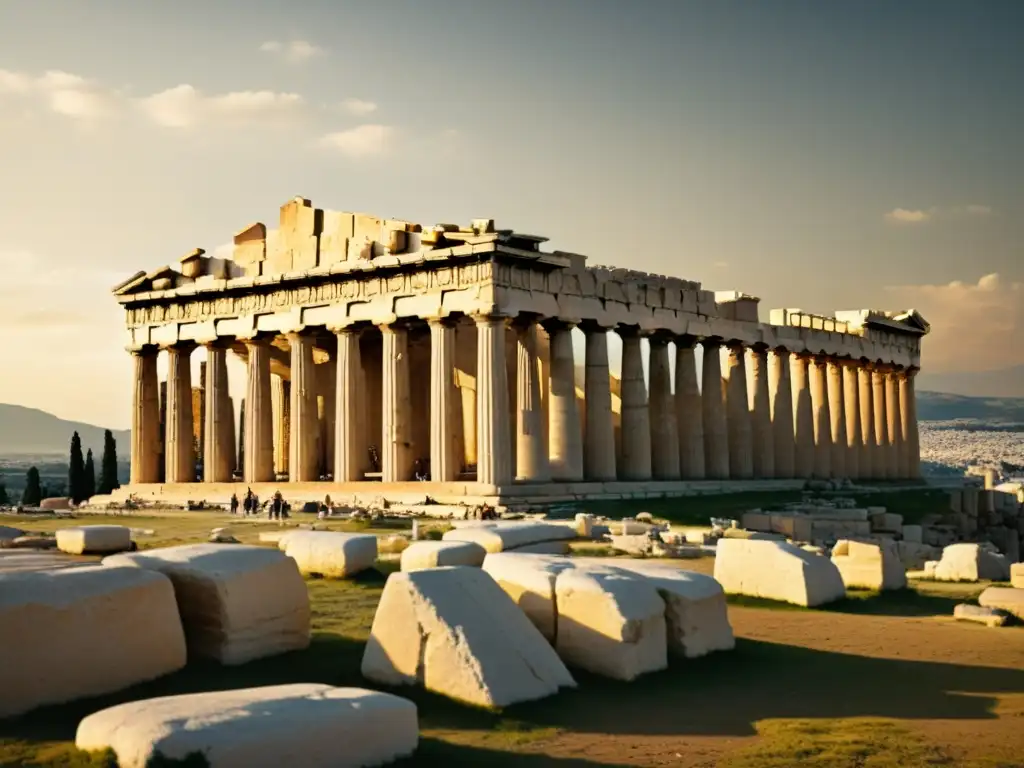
top-left (259, 530), bottom-right (293, 545)
top-left (575, 558), bottom-right (735, 659)
top-left (831, 539), bottom-right (907, 591)
top-left (978, 587), bottom-right (1024, 621)
top-left (442, 521), bottom-right (576, 554)
top-left (508, 540), bottom-right (571, 555)
top-left (400, 541), bottom-right (486, 571)
top-left (721, 528), bottom-right (785, 542)
top-left (40, 497), bottom-right (71, 511)
top-left (1012, 563), bottom-right (1024, 589)
top-left (8, 535), bottom-right (57, 550)
top-left (554, 564), bottom-right (667, 681)
top-left (902, 525), bottom-right (923, 544)
top-left (714, 538), bottom-right (847, 607)
top-left (870, 512), bottom-right (903, 534)
top-left (56, 525), bottom-right (131, 555)
top-left (932, 543), bottom-right (1011, 583)
top-left (481, 553), bottom-right (576, 641)
top-left (362, 566), bottom-right (575, 707)
top-left (75, 684), bottom-right (418, 768)
top-left (575, 513), bottom-right (596, 538)
top-left (104, 544), bottom-right (310, 665)
top-left (953, 603), bottom-right (1008, 628)
top-left (282, 531), bottom-right (377, 578)
top-left (0, 565), bottom-right (186, 718)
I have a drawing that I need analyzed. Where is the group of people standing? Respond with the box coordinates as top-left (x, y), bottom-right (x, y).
top-left (229, 489), bottom-right (290, 520)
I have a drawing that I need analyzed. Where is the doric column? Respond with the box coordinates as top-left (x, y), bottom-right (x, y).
top-left (872, 366), bottom-right (890, 479)
top-left (858, 364), bottom-right (876, 478)
top-left (792, 353), bottom-right (815, 478)
top-left (749, 345), bottom-right (775, 479)
top-left (545, 320), bottom-right (584, 482)
top-left (901, 368), bottom-right (921, 479)
top-left (674, 338), bottom-right (705, 479)
top-left (887, 368), bottom-right (905, 479)
top-left (129, 347), bottom-right (160, 484)
top-left (769, 348), bottom-right (795, 478)
top-left (380, 324), bottom-right (413, 483)
top-left (618, 328), bottom-right (653, 481)
top-left (429, 318), bottom-right (460, 482)
top-left (287, 332), bottom-right (319, 482)
top-left (203, 341), bottom-right (233, 483)
top-left (826, 359), bottom-right (847, 479)
top-left (273, 376), bottom-right (290, 476)
top-left (842, 361), bottom-right (861, 479)
top-left (476, 315), bottom-right (513, 486)
top-left (701, 339), bottom-right (729, 479)
top-left (333, 326), bottom-right (365, 483)
top-left (582, 323), bottom-right (615, 481)
top-left (649, 336), bottom-right (680, 480)
top-left (164, 343), bottom-right (196, 483)
top-left (243, 338), bottom-right (274, 483)
top-left (723, 342), bottom-right (753, 479)
top-left (809, 357), bottom-right (832, 479)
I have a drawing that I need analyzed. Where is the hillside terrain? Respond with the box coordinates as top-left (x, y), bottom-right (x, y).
top-left (0, 404), bottom-right (130, 456)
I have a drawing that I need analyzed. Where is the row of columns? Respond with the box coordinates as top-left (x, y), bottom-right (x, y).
top-left (129, 320), bottom-right (921, 487)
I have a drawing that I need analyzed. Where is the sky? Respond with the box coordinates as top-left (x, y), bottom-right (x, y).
top-left (0, 0), bottom-right (1021, 429)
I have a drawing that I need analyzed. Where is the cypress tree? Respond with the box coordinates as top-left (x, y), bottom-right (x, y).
top-left (0, 476), bottom-right (9, 505)
top-left (84, 449), bottom-right (96, 500)
top-left (68, 431), bottom-right (86, 504)
top-left (98, 430), bottom-right (120, 494)
top-left (22, 467), bottom-right (42, 506)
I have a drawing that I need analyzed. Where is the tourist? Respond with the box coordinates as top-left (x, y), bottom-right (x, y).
top-left (229, 493), bottom-right (239, 516)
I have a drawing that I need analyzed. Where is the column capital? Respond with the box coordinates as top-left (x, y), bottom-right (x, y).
top-left (674, 333), bottom-right (700, 349)
top-left (647, 330), bottom-right (675, 346)
top-left (158, 340), bottom-right (197, 353)
top-left (724, 339), bottom-right (748, 352)
top-left (473, 313), bottom-right (511, 328)
top-left (540, 317), bottom-right (576, 333)
top-left (616, 323), bottom-right (644, 339)
top-left (700, 335), bottom-right (724, 348)
top-left (426, 314), bottom-right (460, 329)
top-left (578, 319), bottom-right (613, 334)
top-left (201, 337), bottom-right (234, 350)
top-left (126, 343), bottom-right (158, 356)
top-left (242, 335), bottom-right (273, 349)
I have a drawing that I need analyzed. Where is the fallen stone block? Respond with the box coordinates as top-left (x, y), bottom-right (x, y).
top-left (104, 544), bottom-right (310, 665)
top-left (896, 540), bottom-right (941, 570)
top-left (56, 525), bottom-right (132, 555)
top-left (933, 543), bottom-right (1011, 583)
top-left (953, 603), bottom-right (1008, 628)
top-left (481, 553), bottom-right (576, 640)
top-left (978, 586), bottom-right (1024, 621)
top-left (40, 497), bottom-right (71, 510)
top-left (0, 565), bottom-right (186, 718)
top-left (832, 539), bottom-right (907, 591)
top-left (259, 530), bottom-right (293, 545)
top-left (75, 684), bottom-right (418, 768)
top-left (8, 535), bottom-right (57, 550)
top-left (721, 528), bottom-right (785, 541)
top-left (714, 538), bottom-right (847, 607)
top-left (1012, 563), bottom-right (1024, 589)
top-left (400, 540), bottom-right (486, 571)
top-left (282, 531), bottom-right (377, 578)
top-left (870, 512), bottom-right (903, 534)
top-left (575, 513), bottom-right (596, 538)
top-left (507, 539), bottom-right (571, 554)
top-left (442, 521), bottom-right (576, 553)
top-left (362, 566), bottom-right (575, 707)
top-left (902, 525), bottom-right (923, 544)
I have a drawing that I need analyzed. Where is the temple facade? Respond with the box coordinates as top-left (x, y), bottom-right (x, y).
top-left (110, 196), bottom-right (929, 506)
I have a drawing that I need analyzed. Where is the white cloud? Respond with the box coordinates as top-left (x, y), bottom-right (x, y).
top-left (341, 97), bottom-right (378, 116)
top-left (885, 273), bottom-right (1024, 372)
top-left (884, 204), bottom-right (995, 224)
top-left (0, 68), bottom-right (119, 121)
top-left (963, 204), bottom-right (993, 217)
top-left (320, 124), bottom-right (395, 157)
top-left (139, 84), bottom-right (304, 129)
top-left (260, 39), bottom-right (325, 64)
top-left (885, 208), bottom-right (932, 223)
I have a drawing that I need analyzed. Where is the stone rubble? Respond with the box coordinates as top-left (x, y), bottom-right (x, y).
top-left (831, 539), bottom-right (907, 591)
top-left (56, 525), bottom-right (132, 555)
top-left (978, 586), bottom-right (1024, 621)
top-left (281, 531), bottom-right (378, 578)
top-left (952, 603), bottom-right (1008, 628)
top-left (400, 540), bottom-right (487, 571)
top-left (714, 538), bottom-right (847, 607)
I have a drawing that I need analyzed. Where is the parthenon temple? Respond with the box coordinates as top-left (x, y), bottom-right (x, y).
top-left (110, 196), bottom-right (929, 505)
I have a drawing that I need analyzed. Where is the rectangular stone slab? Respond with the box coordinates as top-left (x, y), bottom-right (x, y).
top-left (0, 565), bottom-right (186, 718)
top-left (714, 538), bottom-right (847, 607)
top-left (104, 544), bottom-right (310, 665)
top-left (442, 521), bottom-right (576, 553)
top-left (281, 531), bottom-right (377, 578)
top-left (75, 683), bottom-right (418, 768)
top-left (56, 525), bottom-right (131, 555)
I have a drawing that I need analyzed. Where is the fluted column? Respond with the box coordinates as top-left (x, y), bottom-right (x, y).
top-left (792, 353), bottom-right (815, 478)
top-left (872, 366), bottom-right (890, 479)
top-left (750, 346), bottom-right (775, 479)
top-left (887, 368), bottom-right (905, 479)
top-left (649, 336), bottom-right (680, 480)
top-left (476, 315), bottom-right (512, 486)
top-left (702, 339), bottom-right (729, 479)
top-left (546, 321), bottom-right (584, 482)
top-left (429, 318), bottom-right (460, 482)
top-left (724, 342), bottom-right (753, 479)
top-left (380, 324), bottom-right (413, 483)
top-left (164, 343), bottom-right (196, 483)
top-left (826, 359), bottom-right (847, 479)
top-left (619, 328), bottom-right (652, 481)
top-left (901, 368), bottom-right (920, 479)
top-left (334, 327), bottom-right (365, 483)
top-left (769, 348), bottom-right (795, 478)
top-left (675, 338), bottom-right (705, 479)
top-left (273, 376), bottom-right (290, 476)
top-left (203, 341), bottom-right (233, 483)
top-left (858, 365), bottom-right (877, 478)
top-left (287, 332), bottom-right (318, 482)
top-left (243, 338), bottom-right (274, 483)
top-left (582, 323), bottom-right (615, 481)
top-left (129, 347), bottom-right (160, 484)
top-left (842, 361), bottom-right (862, 480)
top-left (809, 357), bottom-right (832, 479)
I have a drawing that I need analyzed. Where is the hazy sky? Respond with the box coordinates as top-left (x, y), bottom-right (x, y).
top-left (1, 0), bottom-right (1021, 429)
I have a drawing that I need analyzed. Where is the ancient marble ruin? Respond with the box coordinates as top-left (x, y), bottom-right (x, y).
top-left (109, 197), bottom-right (929, 505)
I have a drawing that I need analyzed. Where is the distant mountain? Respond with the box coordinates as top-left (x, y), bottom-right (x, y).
top-left (917, 391), bottom-right (1024, 423)
top-left (916, 365), bottom-right (1024, 399)
top-left (0, 403), bottom-right (130, 457)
